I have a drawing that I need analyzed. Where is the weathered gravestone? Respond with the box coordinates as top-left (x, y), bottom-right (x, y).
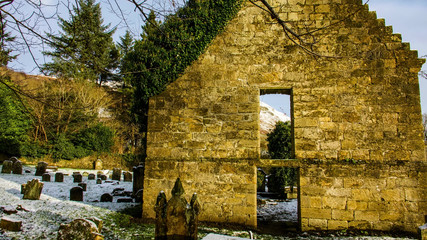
top-left (100, 174), bottom-right (107, 181)
top-left (22, 179), bottom-right (44, 200)
top-left (70, 187), bottom-right (83, 201)
top-left (1, 160), bottom-right (13, 174)
top-left (123, 172), bottom-right (132, 182)
top-left (57, 218), bottom-right (103, 240)
top-left (96, 179), bottom-right (102, 184)
top-left (78, 183), bottom-right (87, 191)
top-left (93, 159), bottom-right (103, 170)
top-left (112, 168), bottom-right (121, 181)
top-left (155, 178), bottom-right (200, 240)
top-left (12, 160), bottom-right (22, 175)
top-left (73, 173), bottom-right (83, 183)
top-left (9, 157), bottom-right (18, 164)
top-left (42, 173), bottom-right (51, 182)
top-left (88, 173), bottom-right (96, 180)
top-left (55, 172), bottom-right (64, 182)
top-left (0, 217), bottom-right (22, 232)
top-left (35, 161), bottom-right (48, 176)
top-left (419, 223), bottom-right (427, 240)
top-left (133, 164), bottom-right (144, 196)
top-left (100, 193), bottom-right (113, 202)
top-left (96, 171), bottom-right (103, 179)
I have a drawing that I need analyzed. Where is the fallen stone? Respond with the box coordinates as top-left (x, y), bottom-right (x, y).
top-left (0, 217), bottom-right (22, 232)
top-left (57, 218), bottom-right (104, 240)
top-left (117, 198), bottom-right (133, 203)
top-left (0, 206), bottom-right (17, 215)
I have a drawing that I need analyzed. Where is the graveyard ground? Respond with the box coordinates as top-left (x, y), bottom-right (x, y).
top-left (0, 165), bottom-right (420, 239)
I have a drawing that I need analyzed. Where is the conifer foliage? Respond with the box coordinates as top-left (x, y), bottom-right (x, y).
top-left (42, 0), bottom-right (118, 85)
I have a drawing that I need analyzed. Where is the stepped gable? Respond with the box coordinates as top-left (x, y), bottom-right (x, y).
top-left (143, 0), bottom-right (426, 232)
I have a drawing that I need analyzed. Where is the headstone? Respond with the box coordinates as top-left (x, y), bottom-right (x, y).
top-left (73, 173), bottom-right (83, 183)
top-left (55, 172), bottom-right (64, 182)
top-left (96, 171), bottom-right (103, 179)
top-left (78, 183), bottom-right (87, 191)
top-left (419, 223), bottom-right (427, 240)
top-left (82, 172), bottom-right (89, 177)
top-left (0, 217), bottom-right (22, 231)
top-left (93, 159), bottom-right (103, 170)
top-left (22, 179), bottom-right (44, 200)
top-left (35, 161), bottom-right (48, 176)
top-left (100, 174), bottom-right (107, 181)
top-left (57, 218), bottom-right (103, 240)
top-left (155, 178), bottom-right (200, 240)
top-left (11, 160), bottom-right (22, 175)
top-left (88, 173), bottom-right (96, 180)
top-left (112, 168), bottom-right (121, 181)
top-left (42, 173), bottom-right (51, 182)
top-left (100, 193), bottom-right (113, 202)
top-left (96, 179), bottom-right (102, 184)
top-left (123, 171), bottom-right (132, 182)
top-left (9, 157), bottom-right (19, 164)
top-left (1, 160), bottom-right (13, 174)
top-left (133, 164), bottom-right (144, 195)
top-left (70, 187), bottom-right (83, 201)
top-left (117, 198), bottom-right (133, 203)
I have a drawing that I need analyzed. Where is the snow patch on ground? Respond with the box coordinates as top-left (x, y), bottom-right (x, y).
top-left (0, 165), bottom-right (138, 239)
top-left (257, 198), bottom-right (298, 223)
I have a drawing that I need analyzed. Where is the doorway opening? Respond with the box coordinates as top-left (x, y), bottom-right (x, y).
top-left (257, 89), bottom-right (299, 233)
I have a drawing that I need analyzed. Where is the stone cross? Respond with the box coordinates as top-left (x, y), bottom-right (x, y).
top-left (35, 161), bottom-right (48, 176)
top-left (155, 178), bottom-right (200, 240)
top-left (1, 160), bottom-right (13, 173)
top-left (112, 168), bottom-right (121, 181)
top-left (22, 179), bottom-right (44, 200)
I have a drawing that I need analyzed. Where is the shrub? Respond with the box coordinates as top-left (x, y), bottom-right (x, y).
top-left (266, 121), bottom-right (292, 159)
top-left (72, 123), bottom-right (114, 153)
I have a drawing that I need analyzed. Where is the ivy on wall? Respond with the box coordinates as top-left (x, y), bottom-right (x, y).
top-left (124, 0), bottom-right (244, 129)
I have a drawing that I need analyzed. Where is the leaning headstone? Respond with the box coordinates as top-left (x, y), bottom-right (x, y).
top-left (93, 159), bottom-right (103, 170)
top-left (11, 160), bottom-right (22, 175)
top-left (22, 179), bottom-right (44, 200)
top-left (57, 218), bottom-right (103, 240)
top-left (112, 168), bottom-right (121, 181)
top-left (78, 183), bottom-right (87, 191)
top-left (1, 160), bottom-right (13, 174)
top-left (155, 178), bottom-right (200, 240)
top-left (100, 174), bottom-right (107, 181)
top-left (123, 172), bottom-right (132, 182)
top-left (73, 173), bottom-right (83, 183)
top-left (88, 173), bottom-right (96, 180)
top-left (96, 179), bottom-right (102, 184)
top-left (100, 193), bottom-right (113, 202)
top-left (35, 161), bottom-right (48, 176)
top-left (55, 172), bottom-right (64, 182)
top-left (42, 173), bottom-right (51, 182)
top-left (0, 217), bottom-right (22, 231)
top-left (70, 187), bottom-right (83, 201)
top-left (133, 164), bottom-right (144, 195)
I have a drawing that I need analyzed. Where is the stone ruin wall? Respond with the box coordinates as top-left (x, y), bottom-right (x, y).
top-left (143, 0), bottom-right (427, 232)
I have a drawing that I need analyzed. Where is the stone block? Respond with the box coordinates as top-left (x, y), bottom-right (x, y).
top-left (58, 218), bottom-right (103, 240)
top-left (332, 209), bottom-right (354, 221)
top-left (0, 217), bottom-right (22, 231)
top-left (309, 219), bottom-right (328, 229)
top-left (301, 208), bottom-right (331, 219)
top-left (328, 220), bottom-right (348, 230)
top-left (354, 210), bottom-right (379, 222)
top-left (323, 197), bottom-right (346, 209)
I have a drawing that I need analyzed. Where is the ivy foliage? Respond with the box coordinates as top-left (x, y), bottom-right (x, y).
top-left (124, 0), bottom-right (244, 127)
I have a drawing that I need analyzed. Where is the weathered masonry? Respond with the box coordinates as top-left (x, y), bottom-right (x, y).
top-left (142, 0), bottom-right (426, 232)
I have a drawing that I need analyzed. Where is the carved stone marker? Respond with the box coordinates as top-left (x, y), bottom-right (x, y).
top-left (93, 159), bottom-right (103, 170)
top-left (112, 168), bottom-right (121, 181)
top-left (123, 171), bottom-right (132, 182)
top-left (133, 164), bottom-right (144, 195)
top-left (42, 173), bottom-right (51, 182)
top-left (9, 157), bottom-right (18, 164)
top-left (96, 179), bottom-right (102, 184)
top-left (0, 217), bottom-right (22, 231)
top-left (1, 160), bottom-right (13, 174)
top-left (88, 173), bottom-right (96, 180)
top-left (35, 161), bottom-right (48, 176)
top-left (78, 183), bottom-right (87, 191)
top-left (22, 179), bottom-right (44, 200)
top-left (55, 172), bottom-right (64, 182)
top-left (155, 178), bottom-right (200, 240)
top-left (73, 173), bottom-right (83, 183)
top-left (100, 193), bottom-right (113, 202)
top-left (70, 187), bottom-right (83, 201)
top-left (12, 160), bottom-right (22, 174)
top-left (100, 174), bottom-right (107, 181)
top-left (57, 218), bottom-right (103, 240)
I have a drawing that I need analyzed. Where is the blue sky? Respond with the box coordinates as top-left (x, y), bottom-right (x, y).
top-left (8, 0), bottom-right (427, 114)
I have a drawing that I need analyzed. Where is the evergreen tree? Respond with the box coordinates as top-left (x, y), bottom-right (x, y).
top-left (267, 121), bottom-right (292, 159)
top-left (117, 30), bottom-right (134, 88)
top-left (0, 13), bottom-right (16, 66)
top-left (42, 0), bottom-right (118, 85)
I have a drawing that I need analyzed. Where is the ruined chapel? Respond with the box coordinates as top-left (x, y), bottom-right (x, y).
top-left (142, 0), bottom-right (426, 232)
